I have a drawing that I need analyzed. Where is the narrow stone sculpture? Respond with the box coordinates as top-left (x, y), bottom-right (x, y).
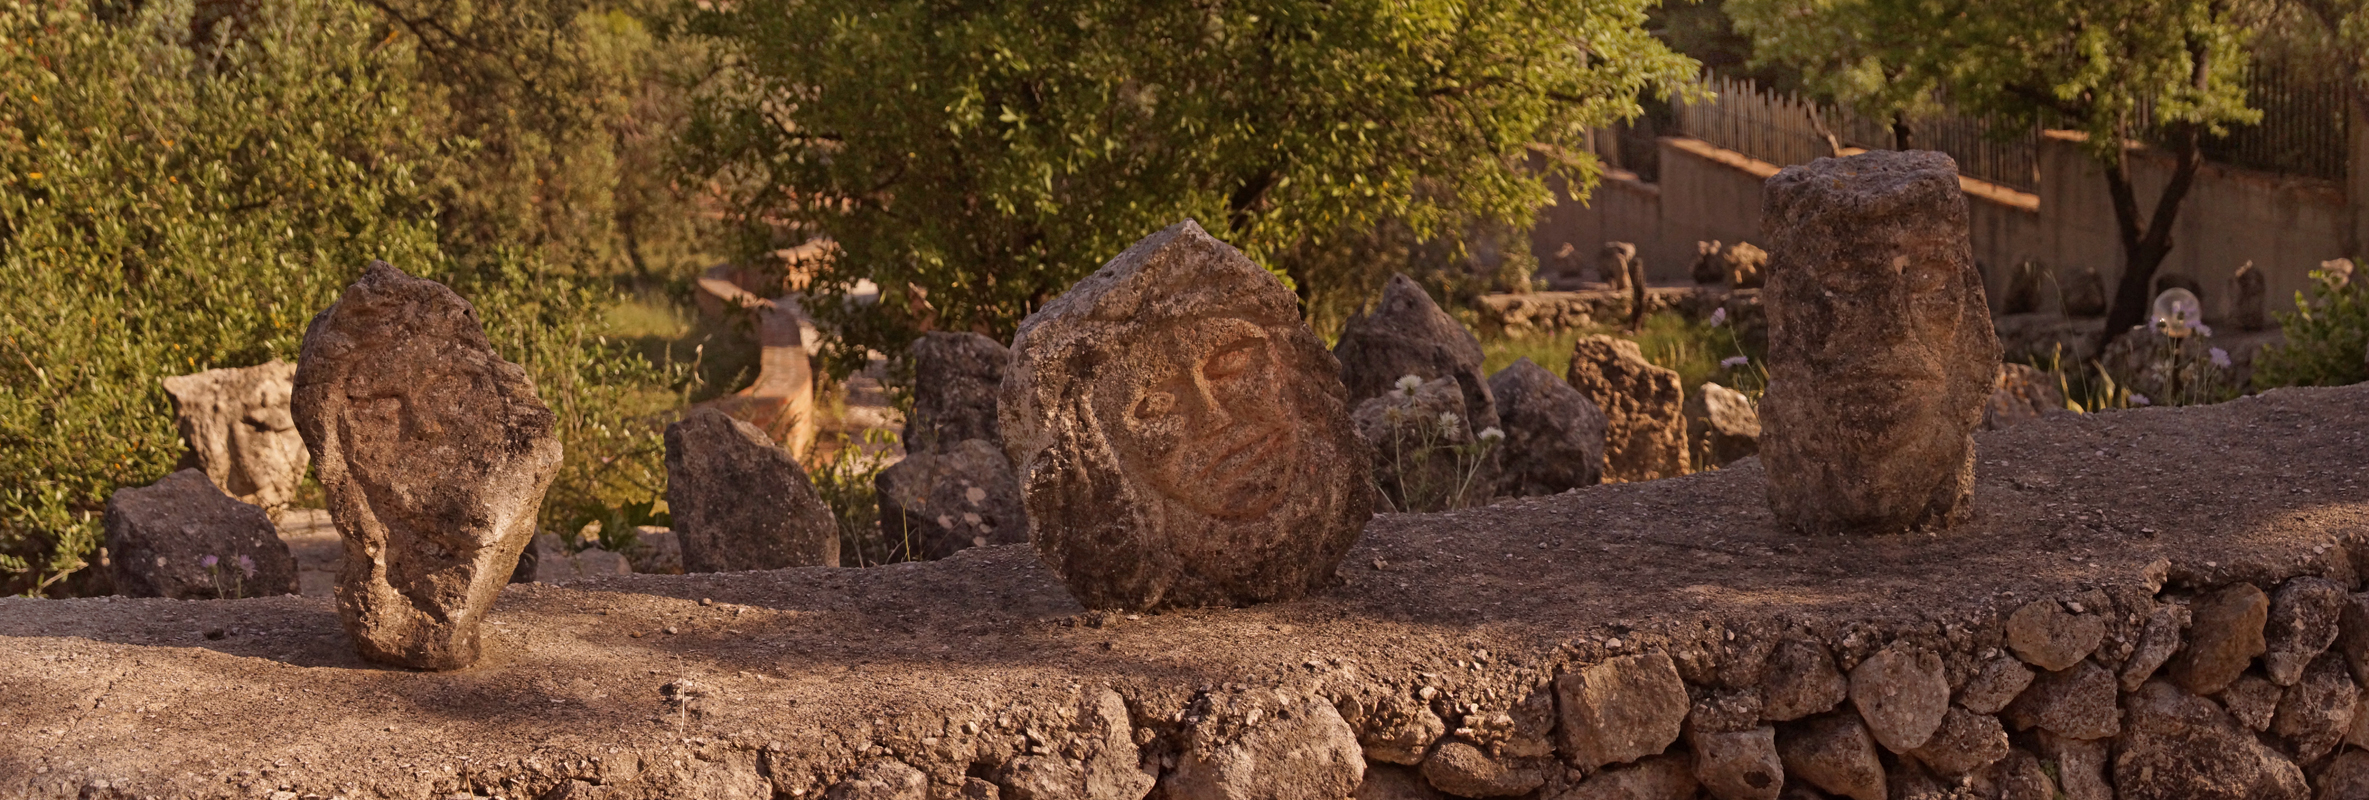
top-left (1759, 151), bottom-right (2002, 536)
top-left (1333, 273), bottom-right (1499, 433)
top-left (904, 332), bottom-right (1011, 454)
top-left (293, 261), bottom-right (563, 670)
top-left (1000, 220), bottom-right (1373, 610)
top-left (161, 359), bottom-right (309, 514)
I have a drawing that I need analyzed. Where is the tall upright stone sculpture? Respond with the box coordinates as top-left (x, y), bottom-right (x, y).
top-left (666, 407), bottom-right (841, 571)
top-left (161, 360), bottom-right (309, 515)
top-left (1759, 151), bottom-right (2002, 535)
top-left (1000, 220), bottom-right (1374, 610)
top-left (293, 261), bottom-right (563, 669)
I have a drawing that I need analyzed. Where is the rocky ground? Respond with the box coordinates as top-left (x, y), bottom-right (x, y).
top-left (4, 385), bottom-right (2365, 799)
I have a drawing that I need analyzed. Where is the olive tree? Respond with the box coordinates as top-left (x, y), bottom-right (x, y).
top-left (1728, 0), bottom-right (2261, 343)
top-left (684, 0), bottom-right (1698, 371)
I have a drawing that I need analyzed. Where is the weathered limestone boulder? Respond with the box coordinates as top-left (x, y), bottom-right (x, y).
top-left (2114, 680), bottom-right (2308, 800)
top-left (524, 533), bottom-right (632, 583)
top-left (1684, 725), bottom-right (1781, 800)
top-left (1487, 358), bottom-right (1606, 496)
top-left (2172, 583), bottom-right (2269, 696)
top-left (1692, 240), bottom-right (1728, 285)
top-left (1758, 638), bottom-right (1847, 722)
top-left (1165, 692), bottom-right (1364, 800)
top-left (1686, 382), bottom-right (1760, 468)
top-left (2268, 652), bottom-right (2356, 763)
top-left (826, 760), bottom-right (929, 800)
top-left (2005, 599), bottom-right (2104, 671)
top-left (160, 359), bottom-right (308, 514)
top-left (875, 438), bottom-right (1026, 561)
top-left (625, 525), bottom-right (683, 575)
top-left (1560, 754), bottom-right (1697, 800)
top-left (1557, 652), bottom-right (1690, 768)
top-left (1847, 645), bottom-right (1948, 753)
top-left (1758, 151), bottom-right (2001, 536)
top-left (2122, 603), bottom-right (2190, 691)
top-left (2036, 731), bottom-right (2110, 800)
top-left (1339, 687), bottom-right (1448, 766)
top-left (1981, 749), bottom-right (2054, 800)
top-left (990, 689), bottom-right (1155, 800)
top-left (665, 407), bottom-right (840, 572)
top-left (1599, 242), bottom-right (1639, 291)
top-left (1906, 707), bottom-right (2008, 777)
top-left (104, 469), bottom-right (298, 599)
top-left (1981, 363), bottom-right (2067, 431)
top-left (2231, 261), bottom-right (2267, 332)
top-left (2263, 577), bottom-right (2346, 686)
top-left (1419, 740), bottom-right (1542, 797)
top-left (1566, 335), bottom-right (1687, 482)
top-left (292, 261), bottom-right (563, 670)
top-left (905, 332), bottom-right (1010, 453)
top-left (1000, 221), bottom-right (1373, 610)
top-left (1333, 273), bottom-right (1499, 432)
top-left (2001, 661), bottom-right (2119, 740)
top-left (1775, 713), bottom-right (1885, 800)
top-left (1355, 765), bottom-right (1446, 800)
top-left (2221, 673), bottom-right (2283, 730)
top-left (1955, 655), bottom-right (2035, 715)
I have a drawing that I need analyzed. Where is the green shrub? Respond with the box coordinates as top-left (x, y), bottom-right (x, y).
top-left (0, 0), bottom-right (696, 596)
top-left (2254, 265), bottom-right (2369, 390)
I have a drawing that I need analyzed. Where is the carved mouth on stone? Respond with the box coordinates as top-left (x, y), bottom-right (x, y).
top-left (1192, 426), bottom-right (1294, 517)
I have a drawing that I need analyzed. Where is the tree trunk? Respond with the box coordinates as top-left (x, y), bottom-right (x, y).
top-left (2098, 127), bottom-right (2206, 347)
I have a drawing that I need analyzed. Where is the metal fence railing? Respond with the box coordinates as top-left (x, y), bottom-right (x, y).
top-left (2196, 64), bottom-right (2352, 181)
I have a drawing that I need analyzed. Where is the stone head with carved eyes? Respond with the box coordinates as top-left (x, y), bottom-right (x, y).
top-left (1757, 151), bottom-right (2002, 536)
top-left (1001, 221), bottom-right (1374, 611)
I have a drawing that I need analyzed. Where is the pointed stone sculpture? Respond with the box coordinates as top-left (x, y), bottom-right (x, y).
top-left (1333, 273), bottom-right (1499, 434)
top-left (1001, 220), bottom-right (1374, 610)
top-left (904, 332), bottom-right (1012, 454)
top-left (1759, 151), bottom-right (2002, 535)
top-left (293, 261), bottom-right (562, 670)
top-left (161, 359), bottom-right (308, 515)
top-left (665, 407), bottom-right (841, 572)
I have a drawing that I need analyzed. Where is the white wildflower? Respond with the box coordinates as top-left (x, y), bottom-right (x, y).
top-left (1395, 374), bottom-right (1424, 395)
top-left (1477, 427), bottom-right (1504, 441)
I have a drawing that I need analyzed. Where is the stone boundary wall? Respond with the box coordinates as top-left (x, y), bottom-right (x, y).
top-left (4, 385), bottom-right (2368, 800)
top-left (1533, 130), bottom-right (2360, 325)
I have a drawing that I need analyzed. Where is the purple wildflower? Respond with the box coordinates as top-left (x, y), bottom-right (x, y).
top-left (1720, 355), bottom-right (1750, 369)
top-left (1708, 307), bottom-right (1727, 327)
top-left (2209, 347), bottom-right (2231, 368)
top-left (201, 554), bottom-right (219, 569)
top-left (236, 555), bottom-right (256, 579)
top-left (2129, 393), bottom-right (2151, 406)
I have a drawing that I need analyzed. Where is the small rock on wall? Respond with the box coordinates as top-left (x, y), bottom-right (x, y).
top-left (105, 469), bottom-right (298, 599)
top-left (292, 260), bottom-right (562, 671)
top-left (1565, 335), bottom-right (1688, 482)
top-left (1166, 691), bottom-right (1364, 800)
top-left (1556, 651), bottom-right (1689, 769)
top-left (2115, 679), bottom-right (2308, 800)
top-left (1982, 363), bottom-right (2066, 431)
top-left (1685, 382), bottom-right (1760, 469)
top-left (875, 438), bottom-right (1025, 561)
top-left (999, 220), bottom-right (1373, 611)
top-left (160, 359), bottom-right (308, 515)
top-left (665, 407), bottom-right (841, 572)
top-left (1333, 273), bottom-right (1499, 434)
top-left (1758, 150), bottom-right (2000, 536)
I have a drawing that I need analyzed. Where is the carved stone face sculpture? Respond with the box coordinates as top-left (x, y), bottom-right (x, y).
top-left (1002, 220), bottom-right (1373, 610)
top-left (1758, 151), bottom-right (2001, 536)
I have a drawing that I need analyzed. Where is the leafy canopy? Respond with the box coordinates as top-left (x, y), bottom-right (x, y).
top-left (686, 0), bottom-right (1698, 370)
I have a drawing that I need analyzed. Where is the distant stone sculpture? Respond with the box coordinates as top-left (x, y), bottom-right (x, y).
top-left (904, 332), bottom-right (1010, 453)
top-left (1334, 273), bottom-right (1499, 433)
top-left (1725, 242), bottom-right (1769, 289)
top-left (2001, 261), bottom-right (2046, 315)
top-left (1487, 358), bottom-right (1606, 495)
top-left (665, 407), bottom-right (840, 572)
top-left (1686, 382), bottom-right (1760, 468)
top-left (1691, 240), bottom-right (1727, 285)
top-left (1599, 242), bottom-right (1639, 291)
top-left (1566, 335), bottom-right (1688, 482)
top-left (875, 438), bottom-right (1026, 561)
top-left (293, 261), bottom-right (563, 670)
top-left (2231, 261), bottom-right (2266, 332)
top-left (160, 360), bottom-right (308, 515)
top-left (2325, 258), bottom-right (2358, 291)
top-left (1759, 151), bottom-right (2002, 536)
top-left (1001, 220), bottom-right (1373, 610)
top-left (105, 469), bottom-right (298, 599)
top-left (2061, 267), bottom-right (2108, 317)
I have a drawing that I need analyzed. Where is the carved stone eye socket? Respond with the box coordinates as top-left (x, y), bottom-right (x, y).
top-left (1202, 339), bottom-right (1259, 381)
top-left (1133, 391), bottom-right (1176, 421)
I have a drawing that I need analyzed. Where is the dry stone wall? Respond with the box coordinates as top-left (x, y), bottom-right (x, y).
top-left (5, 385), bottom-right (2369, 800)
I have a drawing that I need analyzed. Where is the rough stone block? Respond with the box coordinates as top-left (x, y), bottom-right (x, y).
top-left (1000, 220), bottom-right (1373, 610)
top-left (2270, 652), bottom-right (2357, 764)
top-left (904, 332), bottom-right (1010, 454)
top-left (1557, 652), bottom-right (1689, 769)
top-left (1419, 739), bottom-right (1542, 798)
top-left (2220, 673), bottom-right (2283, 731)
top-left (1333, 273), bottom-right (1498, 433)
top-left (2005, 599), bottom-right (2103, 672)
top-left (1775, 713), bottom-right (1885, 800)
top-left (1906, 707), bottom-right (2007, 776)
top-left (875, 438), bottom-right (1026, 561)
top-left (665, 407), bottom-right (840, 572)
top-left (1847, 646), bottom-right (1948, 753)
top-left (1759, 638), bottom-right (1847, 722)
top-left (2121, 603), bottom-right (2190, 691)
top-left (2114, 679), bottom-right (2308, 800)
top-left (292, 261), bottom-right (562, 670)
top-left (2001, 661), bottom-right (2118, 740)
top-left (2265, 577), bottom-right (2347, 686)
top-left (1166, 693), bottom-right (1363, 800)
top-left (1686, 382), bottom-right (1761, 469)
top-left (1558, 754), bottom-right (1697, 800)
top-left (104, 469), bottom-right (298, 599)
top-left (2172, 583), bottom-right (2270, 696)
top-left (1566, 335), bottom-right (1688, 482)
top-left (1759, 150), bottom-right (2000, 536)
top-left (1954, 655), bottom-right (2034, 716)
top-left (1685, 725), bottom-right (1781, 800)
top-left (160, 359), bottom-right (308, 514)
top-left (1487, 357), bottom-right (1607, 496)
